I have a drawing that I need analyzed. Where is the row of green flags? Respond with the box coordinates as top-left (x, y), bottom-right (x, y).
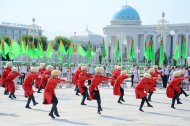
top-left (173, 37), bottom-right (187, 60)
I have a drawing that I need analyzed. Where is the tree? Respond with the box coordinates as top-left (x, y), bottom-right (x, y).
top-left (54, 36), bottom-right (71, 50)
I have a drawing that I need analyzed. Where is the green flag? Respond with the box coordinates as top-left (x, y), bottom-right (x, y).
top-left (173, 41), bottom-right (180, 60)
top-left (115, 39), bottom-right (120, 61)
top-left (37, 40), bottom-right (44, 59)
top-left (1, 40), bottom-right (10, 59)
top-left (20, 40), bottom-right (26, 54)
top-left (129, 40), bottom-right (135, 61)
top-left (182, 37), bottom-right (186, 59)
top-left (150, 38), bottom-right (155, 62)
top-left (9, 40), bottom-right (22, 59)
top-left (102, 39), bottom-right (107, 59)
top-left (87, 41), bottom-right (93, 60)
top-left (159, 37), bottom-right (165, 66)
top-left (77, 43), bottom-right (86, 57)
top-left (46, 42), bottom-right (54, 59)
top-left (144, 40), bottom-right (148, 60)
top-left (58, 41), bottom-right (66, 54)
top-left (66, 42), bottom-right (74, 59)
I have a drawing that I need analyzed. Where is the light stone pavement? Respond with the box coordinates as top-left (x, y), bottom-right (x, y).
top-left (0, 83), bottom-right (190, 126)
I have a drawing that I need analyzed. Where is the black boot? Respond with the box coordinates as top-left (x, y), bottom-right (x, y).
top-left (9, 93), bottom-right (13, 99)
top-left (148, 92), bottom-right (153, 101)
top-left (121, 95), bottom-right (125, 102)
top-left (37, 88), bottom-right (42, 93)
top-left (145, 97), bottom-right (153, 107)
top-left (4, 90), bottom-right (9, 95)
top-left (177, 98), bottom-right (183, 104)
top-left (118, 96), bottom-right (122, 104)
top-left (25, 96), bottom-right (32, 109)
top-left (171, 98), bottom-right (176, 109)
top-left (49, 105), bottom-right (55, 118)
top-left (139, 97), bottom-right (145, 112)
top-left (12, 92), bottom-right (16, 99)
top-left (31, 95), bottom-right (38, 106)
top-left (54, 106), bottom-right (60, 117)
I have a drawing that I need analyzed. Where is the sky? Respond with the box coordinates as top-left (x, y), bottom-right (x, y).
top-left (0, 0), bottom-right (189, 40)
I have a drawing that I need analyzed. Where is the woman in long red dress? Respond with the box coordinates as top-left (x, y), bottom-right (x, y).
top-left (135, 73), bottom-right (153, 112)
top-left (89, 67), bottom-right (111, 114)
top-left (78, 66), bottom-right (92, 105)
top-left (22, 67), bottom-right (39, 109)
top-left (111, 66), bottom-right (122, 86)
top-left (73, 64), bottom-right (83, 96)
top-left (7, 67), bottom-right (23, 99)
top-left (2, 62), bottom-right (12, 95)
top-left (166, 71), bottom-right (189, 109)
top-left (113, 70), bottom-right (129, 104)
top-left (43, 70), bottom-right (67, 119)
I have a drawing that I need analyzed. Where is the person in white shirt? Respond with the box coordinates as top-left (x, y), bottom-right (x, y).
top-left (161, 64), bottom-right (170, 88)
top-left (20, 64), bottom-right (27, 85)
top-left (131, 65), bottom-right (135, 87)
top-left (133, 66), bottom-right (140, 87)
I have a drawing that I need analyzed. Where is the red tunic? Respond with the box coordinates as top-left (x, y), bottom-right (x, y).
top-left (146, 76), bottom-right (157, 93)
top-left (22, 72), bottom-right (38, 97)
top-left (78, 72), bottom-right (92, 94)
top-left (35, 71), bottom-right (43, 88)
top-left (1, 67), bottom-right (12, 87)
top-left (43, 78), bottom-right (66, 104)
top-left (155, 70), bottom-right (161, 77)
top-left (135, 78), bottom-right (151, 99)
top-left (73, 68), bottom-right (82, 85)
top-left (41, 67), bottom-right (46, 73)
top-left (7, 72), bottom-right (22, 92)
top-left (89, 75), bottom-right (111, 100)
top-left (113, 75), bottom-right (129, 95)
top-left (166, 76), bottom-right (187, 98)
top-left (41, 70), bottom-right (51, 88)
top-left (111, 70), bottom-right (121, 86)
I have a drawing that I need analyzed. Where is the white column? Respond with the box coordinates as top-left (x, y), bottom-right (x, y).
top-left (104, 35), bottom-right (110, 63)
top-left (153, 34), bottom-right (157, 53)
top-left (119, 34), bottom-right (124, 64)
top-left (133, 34), bottom-right (138, 61)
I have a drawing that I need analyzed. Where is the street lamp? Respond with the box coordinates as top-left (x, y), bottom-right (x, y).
top-left (170, 30), bottom-right (175, 64)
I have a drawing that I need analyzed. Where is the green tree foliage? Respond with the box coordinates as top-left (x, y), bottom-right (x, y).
top-left (54, 36), bottom-right (71, 50)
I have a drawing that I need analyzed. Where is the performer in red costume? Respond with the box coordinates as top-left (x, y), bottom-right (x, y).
top-left (147, 68), bottom-right (158, 101)
top-left (78, 66), bottom-right (92, 105)
top-left (113, 70), bottom-right (129, 104)
top-left (7, 67), bottom-right (23, 99)
top-left (153, 65), bottom-right (162, 77)
top-left (135, 73), bottom-right (153, 112)
top-left (111, 66), bottom-right (122, 86)
top-left (40, 63), bottom-right (46, 73)
top-left (166, 71), bottom-right (189, 109)
top-left (2, 62), bottom-right (12, 95)
top-left (89, 67), bottom-right (111, 114)
top-left (35, 66), bottom-right (43, 93)
top-left (41, 65), bottom-right (54, 88)
top-left (43, 70), bottom-right (67, 119)
top-left (73, 64), bottom-right (83, 96)
top-left (22, 67), bottom-right (39, 109)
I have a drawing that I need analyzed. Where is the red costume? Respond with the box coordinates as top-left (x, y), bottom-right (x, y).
top-left (41, 70), bottom-right (51, 88)
top-left (146, 76), bottom-right (157, 93)
top-left (113, 75), bottom-right (129, 95)
top-left (1, 67), bottom-right (12, 87)
top-left (89, 75), bottom-right (111, 99)
top-left (166, 76), bottom-right (187, 98)
top-left (35, 70), bottom-right (43, 89)
top-left (43, 78), bottom-right (66, 104)
top-left (7, 72), bottom-right (22, 93)
top-left (111, 69), bottom-right (121, 86)
top-left (22, 72), bottom-right (38, 97)
top-left (78, 72), bottom-right (92, 94)
top-left (73, 68), bottom-right (82, 85)
top-left (155, 70), bottom-right (161, 77)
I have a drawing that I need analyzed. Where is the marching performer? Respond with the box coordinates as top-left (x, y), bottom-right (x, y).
top-left (43, 70), bottom-right (67, 119)
top-left (22, 67), bottom-right (39, 109)
top-left (35, 66), bottom-right (43, 93)
top-left (166, 71), bottom-right (189, 109)
top-left (113, 70), bottom-right (129, 104)
top-left (111, 66), bottom-right (122, 86)
top-left (135, 73), bottom-right (153, 112)
top-left (7, 67), bottom-right (23, 99)
top-left (40, 63), bottom-right (46, 73)
top-left (41, 65), bottom-right (54, 88)
top-left (2, 62), bottom-right (12, 95)
top-left (78, 66), bottom-right (92, 105)
top-left (89, 67), bottom-right (111, 114)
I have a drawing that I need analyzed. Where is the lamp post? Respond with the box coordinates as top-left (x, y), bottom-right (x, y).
top-left (170, 30), bottom-right (175, 65)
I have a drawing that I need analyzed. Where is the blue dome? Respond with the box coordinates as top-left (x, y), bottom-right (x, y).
top-left (112, 5), bottom-right (140, 20)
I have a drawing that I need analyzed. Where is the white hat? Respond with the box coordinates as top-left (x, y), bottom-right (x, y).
top-left (30, 67), bottom-right (38, 73)
top-left (40, 63), bottom-right (45, 67)
top-left (38, 66), bottom-right (43, 70)
top-left (12, 67), bottom-right (18, 72)
top-left (81, 66), bottom-right (88, 71)
top-left (95, 67), bottom-right (104, 74)
top-left (153, 65), bottom-right (158, 69)
top-left (51, 70), bottom-right (61, 76)
top-left (46, 65), bottom-right (54, 71)
top-left (148, 68), bottom-right (155, 74)
top-left (6, 62), bottom-right (12, 67)
top-left (144, 73), bottom-right (151, 78)
top-left (187, 57), bottom-right (190, 66)
top-left (173, 71), bottom-right (181, 77)
top-left (180, 70), bottom-right (185, 75)
top-left (117, 66), bottom-right (122, 70)
top-left (121, 70), bottom-right (127, 75)
top-left (78, 64), bottom-right (83, 68)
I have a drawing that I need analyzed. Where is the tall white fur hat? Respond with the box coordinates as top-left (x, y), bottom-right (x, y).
top-left (117, 66), bottom-right (122, 70)
top-left (144, 73), bottom-right (151, 78)
top-left (6, 62), bottom-right (12, 67)
top-left (78, 64), bottom-right (83, 68)
top-left (46, 65), bottom-right (54, 71)
top-left (121, 70), bottom-right (127, 75)
top-left (30, 67), bottom-right (38, 73)
top-left (12, 67), bottom-right (18, 72)
top-left (173, 71), bottom-right (181, 77)
top-left (95, 67), bottom-right (104, 74)
top-left (81, 66), bottom-right (88, 71)
top-left (38, 66), bottom-right (43, 70)
top-left (51, 70), bottom-right (61, 76)
top-left (153, 65), bottom-right (158, 69)
top-left (40, 63), bottom-right (45, 67)
top-left (148, 68), bottom-right (155, 74)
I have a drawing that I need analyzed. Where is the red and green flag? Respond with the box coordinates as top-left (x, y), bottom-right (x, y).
top-left (144, 40), bottom-right (148, 60)
top-left (1, 40), bottom-right (10, 59)
top-left (129, 40), bottom-right (135, 61)
top-left (9, 40), bottom-right (22, 60)
top-left (86, 41), bottom-right (93, 60)
top-left (173, 41), bottom-right (180, 60)
top-left (77, 43), bottom-right (86, 57)
top-left (115, 39), bottom-right (120, 61)
top-left (46, 42), bottom-right (54, 59)
top-left (159, 37), bottom-right (165, 66)
top-left (102, 39), bottom-right (107, 59)
top-left (66, 42), bottom-right (74, 59)
top-left (182, 37), bottom-right (186, 59)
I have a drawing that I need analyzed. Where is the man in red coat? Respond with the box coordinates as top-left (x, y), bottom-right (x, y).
top-left (111, 65), bottom-right (122, 86)
top-left (78, 66), bottom-right (92, 105)
top-left (166, 70), bottom-right (189, 109)
top-left (2, 62), bottom-right (12, 95)
top-left (40, 63), bottom-right (46, 73)
top-left (35, 66), bottom-right (43, 93)
top-left (23, 67), bottom-right (39, 109)
top-left (89, 67), bottom-right (111, 114)
top-left (41, 65), bottom-right (54, 89)
top-left (135, 73), bottom-right (153, 112)
top-left (73, 64), bottom-right (83, 96)
top-left (7, 67), bottom-right (23, 99)
top-left (43, 70), bottom-right (67, 118)
top-left (113, 70), bottom-right (129, 104)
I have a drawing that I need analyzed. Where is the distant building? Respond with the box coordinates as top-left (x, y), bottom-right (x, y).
top-left (0, 22), bottom-right (43, 40)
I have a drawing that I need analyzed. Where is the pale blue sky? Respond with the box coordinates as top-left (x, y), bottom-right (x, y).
top-left (0, 0), bottom-right (189, 40)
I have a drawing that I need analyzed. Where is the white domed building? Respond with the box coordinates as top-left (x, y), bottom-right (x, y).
top-left (103, 3), bottom-right (190, 64)
top-left (70, 27), bottom-right (103, 64)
